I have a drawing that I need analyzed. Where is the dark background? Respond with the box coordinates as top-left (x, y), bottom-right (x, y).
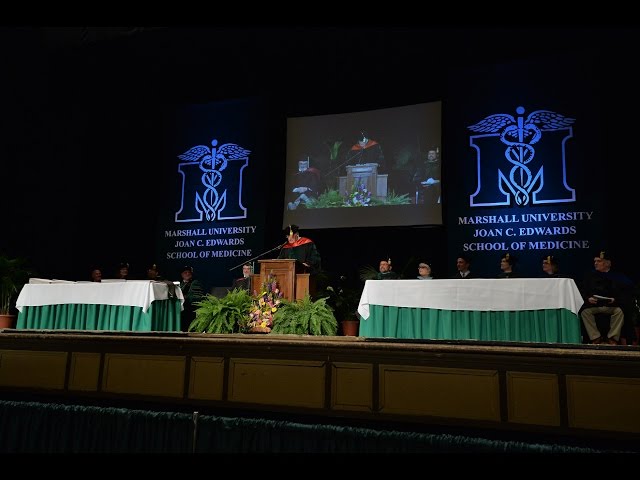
top-left (1, 26), bottom-right (638, 289)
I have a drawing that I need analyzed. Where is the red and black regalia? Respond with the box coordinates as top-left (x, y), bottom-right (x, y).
top-left (278, 236), bottom-right (321, 274)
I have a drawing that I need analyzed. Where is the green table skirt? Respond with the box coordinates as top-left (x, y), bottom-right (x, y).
top-left (359, 306), bottom-right (581, 344)
top-left (16, 299), bottom-right (181, 332)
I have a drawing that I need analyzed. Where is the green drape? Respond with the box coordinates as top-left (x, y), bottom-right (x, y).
top-left (359, 306), bottom-right (582, 343)
top-left (0, 400), bottom-right (623, 453)
top-left (16, 299), bottom-right (181, 331)
top-left (0, 401), bottom-right (192, 453)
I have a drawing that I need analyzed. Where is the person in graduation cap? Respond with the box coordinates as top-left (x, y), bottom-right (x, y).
top-left (541, 254), bottom-right (562, 278)
top-left (345, 131), bottom-right (385, 173)
top-left (376, 258), bottom-right (399, 280)
top-left (497, 252), bottom-right (519, 278)
top-left (117, 262), bottom-right (130, 280)
top-left (147, 263), bottom-right (163, 281)
top-left (417, 261), bottom-right (433, 280)
top-left (277, 224), bottom-right (321, 274)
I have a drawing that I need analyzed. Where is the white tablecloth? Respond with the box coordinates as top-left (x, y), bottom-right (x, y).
top-left (16, 280), bottom-right (184, 313)
top-left (357, 278), bottom-right (583, 320)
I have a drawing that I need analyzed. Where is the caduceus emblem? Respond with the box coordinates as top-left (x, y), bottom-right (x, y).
top-left (178, 139), bottom-right (251, 221)
top-left (468, 106), bottom-right (575, 206)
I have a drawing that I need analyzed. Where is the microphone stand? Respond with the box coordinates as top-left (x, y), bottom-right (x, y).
top-left (324, 149), bottom-right (363, 177)
top-left (228, 242), bottom-right (287, 272)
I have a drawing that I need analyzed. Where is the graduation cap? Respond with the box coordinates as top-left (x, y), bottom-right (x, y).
top-left (542, 255), bottom-right (558, 265)
top-left (358, 131), bottom-right (368, 142)
top-left (418, 262), bottom-right (431, 269)
top-left (283, 224), bottom-right (299, 236)
top-left (181, 265), bottom-right (193, 273)
top-left (119, 262), bottom-right (129, 270)
top-left (597, 250), bottom-right (612, 261)
top-left (503, 252), bottom-right (517, 266)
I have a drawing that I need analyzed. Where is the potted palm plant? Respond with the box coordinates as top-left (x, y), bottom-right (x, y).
top-left (0, 255), bottom-right (31, 328)
top-left (318, 274), bottom-right (363, 336)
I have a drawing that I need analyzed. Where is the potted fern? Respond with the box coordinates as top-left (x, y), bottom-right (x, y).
top-left (271, 294), bottom-right (338, 336)
top-left (188, 288), bottom-right (253, 334)
top-left (0, 255), bottom-right (31, 328)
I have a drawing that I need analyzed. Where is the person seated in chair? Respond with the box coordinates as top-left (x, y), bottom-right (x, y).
top-left (117, 262), bottom-right (130, 280)
top-left (376, 258), bottom-right (399, 280)
top-left (541, 254), bottom-right (563, 278)
top-left (452, 255), bottom-right (474, 279)
top-left (179, 266), bottom-right (204, 332)
top-left (232, 263), bottom-right (253, 292)
top-left (287, 158), bottom-right (324, 210)
top-left (417, 261), bottom-right (433, 280)
top-left (90, 267), bottom-right (102, 283)
top-left (579, 250), bottom-right (634, 345)
top-left (147, 263), bottom-right (163, 281)
top-left (497, 252), bottom-right (519, 278)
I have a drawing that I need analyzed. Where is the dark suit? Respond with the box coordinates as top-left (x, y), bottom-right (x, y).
top-left (453, 271), bottom-right (474, 279)
top-left (233, 276), bottom-right (252, 292)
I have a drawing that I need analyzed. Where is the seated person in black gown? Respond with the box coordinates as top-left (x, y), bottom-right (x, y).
top-left (580, 250), bottom-right (634, 345)
top-left (541, 254), bottom-right (562, 278)
top-left (376, 258), bottom-right (399, 280)
top-left (277, 224), bottom-right (321, 274)
top-left (90, 267), bottom-right (102, 282)
top-left (117, 262), bottom-right (130, 280)
top-left (232, 263), bottom-right (253, 291)
top-left (452, 255), bottom-right (474, 279)
top-left (417, 261), bottom-right (433, 280)
top-left (179, 266), bottom-right (204, 332)
top-left (147, 263), bottom-right (163, 281)
top-left (287, 158), bottom-right (324, 210)
top-left (497, 252), bottom-right (519, 278)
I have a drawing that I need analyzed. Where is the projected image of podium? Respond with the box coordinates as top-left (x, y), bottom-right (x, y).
top-left (258, 259), bottom-right (312, 302)
top-left (338, 163), bottom-right (387, 200)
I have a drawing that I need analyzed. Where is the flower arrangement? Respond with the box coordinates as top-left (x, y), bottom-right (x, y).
top-left (345, 181), bottom-right (372, 207)
top-left (243, 273), bottom-right (283, 333)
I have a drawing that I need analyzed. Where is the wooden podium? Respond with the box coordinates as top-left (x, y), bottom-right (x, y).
top-left (257, 259), bottom-right (312, 301)
top-left (338, 163), bottom-right (388, 200)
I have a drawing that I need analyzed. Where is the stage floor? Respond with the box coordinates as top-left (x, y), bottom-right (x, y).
top-left (2, 328), bottom-right (640, 443)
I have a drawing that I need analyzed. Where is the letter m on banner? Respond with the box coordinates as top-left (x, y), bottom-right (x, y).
top-left (467, 107), bottom-right (576, 207)
top-left (174, 139), bottom-right (250, 222)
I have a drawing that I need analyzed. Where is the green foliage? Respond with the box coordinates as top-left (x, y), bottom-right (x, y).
top-left (271, 294), bottom-right (338, 336)
top-left (369, 190), bottom-right (411, 205)
top-left (307, 188), bottom-right (411, 209)
top-left (306, 189), bottom-right (345, 209)
top-left (189, 288), bottom-right (253, 334)
top-left (0, 255), bottom-right (32, 314)
top-left (326, 140), bottom-right (343, 161)
top-left (317, 279), bottom-right (362, 322)
top-left (359, 265), bottom-right (379, 282)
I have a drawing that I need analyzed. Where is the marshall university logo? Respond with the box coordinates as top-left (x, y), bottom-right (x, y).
top-left (175, 139), bottom-right (251, 222)
top-left (467, 106), bottom-right (576, 207)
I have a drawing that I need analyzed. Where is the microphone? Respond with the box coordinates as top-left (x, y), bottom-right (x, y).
top-left (228, 240), bottom-right (289, 271)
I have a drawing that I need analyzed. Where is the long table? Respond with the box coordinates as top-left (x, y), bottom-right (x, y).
top-left (16, 280), bottom-right (184, 332)
top-left (357, 278), bottom-right (583, 343)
